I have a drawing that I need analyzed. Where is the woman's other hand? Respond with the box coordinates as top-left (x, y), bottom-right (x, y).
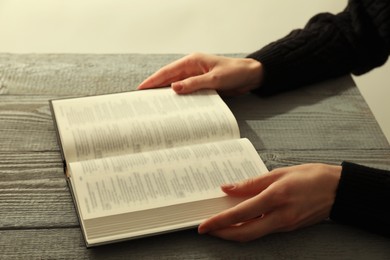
top-left (198, 163), bottom-right (342, 242)
top-left (137, 53), bottom-right (263, 95)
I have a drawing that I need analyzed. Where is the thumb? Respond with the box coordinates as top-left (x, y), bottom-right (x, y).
top-left (171, 73), bottom-right (215, 94)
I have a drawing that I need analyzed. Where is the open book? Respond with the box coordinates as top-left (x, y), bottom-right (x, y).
top-left (50, 88), bottom-right (268, 247)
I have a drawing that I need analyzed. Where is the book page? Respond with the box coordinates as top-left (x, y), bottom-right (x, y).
top-left (51, 88), bottom-right (239, 163)
top-left (69, 138), bottom-right (268, 220)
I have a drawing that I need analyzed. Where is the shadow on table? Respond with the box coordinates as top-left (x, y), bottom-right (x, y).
top-left (222, 75), bottom-right (356, 151)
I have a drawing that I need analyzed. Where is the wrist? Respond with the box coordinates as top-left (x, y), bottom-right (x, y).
top-left (245, 58), bottom-right (264, 90)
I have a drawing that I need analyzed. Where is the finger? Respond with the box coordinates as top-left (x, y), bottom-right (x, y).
top-left (206, 211), bottom-right (279, 242)
top-left (137, 64), bottom-right (183, 90)
top-left (207, 214), bottom-right (274, 242)
top-left (209, 204), bottom-right (329, 242)
top-left (171, 73), bottom-right (217, 94)
top-left (221, 171), bottom-right (278, 197)
top-left (198, 190), bottom-right (278, 234)
top-left (137, 55), bottom-right (206, 90)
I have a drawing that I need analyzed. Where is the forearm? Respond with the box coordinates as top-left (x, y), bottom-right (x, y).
top-left (248, 0), bottom-right (390, 95)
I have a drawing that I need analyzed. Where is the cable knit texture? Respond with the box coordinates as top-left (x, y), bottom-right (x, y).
top-left (247, 0), bottom-right (390, 237)
top-left (248, 0), bottom-right (390, 96)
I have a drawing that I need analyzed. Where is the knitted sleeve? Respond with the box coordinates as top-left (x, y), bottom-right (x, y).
top-left (246, 0), bottom-right (390, 236)
top-left (330, 162), bottom-right (390, 236)
top-left (247, 0), bottom-right (390, 96)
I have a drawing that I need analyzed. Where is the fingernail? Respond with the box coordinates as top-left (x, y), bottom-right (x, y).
top-left (172, 82), bottom-right (183, 92)
top-left (221, 184), bottom-right (236, 190)
top-left (198, 226), bottom-right (210, 235)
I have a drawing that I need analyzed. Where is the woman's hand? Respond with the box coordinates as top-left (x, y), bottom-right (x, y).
top-left (198, 163), bottom-right (342, 242)
top-left (137, 53), bottom-right (263, 95)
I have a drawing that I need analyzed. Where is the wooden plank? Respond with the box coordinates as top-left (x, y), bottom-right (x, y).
top-left (1, 149), bottom-right (389, 229)
top-left (0, 82), bottom-right (388, 152)
top-left (1, 54), bottom-right (387, 151)
top-left (1, 149), bottom-right (388, 181)
top-left (0, 53), bottom-right (246, 96)
top-left (259, 149), bottom-right (390, 171)
top-left (0, 96), bottom-right (58, 152)
top-left (1, 54), bottom-right (389, 258)
top-left (0, 53), bottom-right (184, 96)
top-left (1, 223), bottom-right (390, 259)
top-left (0, 149), bottom-right (77, 228)
top-left (225, 76), bottom-right (389, 149)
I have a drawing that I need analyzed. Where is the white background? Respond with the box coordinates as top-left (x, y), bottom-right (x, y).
top-left (0, 0), bottom-right (388, 143)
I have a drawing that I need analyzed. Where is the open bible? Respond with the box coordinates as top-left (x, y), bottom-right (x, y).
top-left (50, 88), bottom-right (268, 247)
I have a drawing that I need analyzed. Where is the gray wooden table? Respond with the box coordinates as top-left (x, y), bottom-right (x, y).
top-left (1, 54), bottom-right (389, 259)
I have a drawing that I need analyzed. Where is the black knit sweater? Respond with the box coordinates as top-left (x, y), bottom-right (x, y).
top-left (248, 0), bottom-right (390, 236)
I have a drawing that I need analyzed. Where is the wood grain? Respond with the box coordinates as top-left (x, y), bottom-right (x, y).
top-left (0, 54), bottom-right (389, 259)
top-left (1, 223), bottom-right (390, 260)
